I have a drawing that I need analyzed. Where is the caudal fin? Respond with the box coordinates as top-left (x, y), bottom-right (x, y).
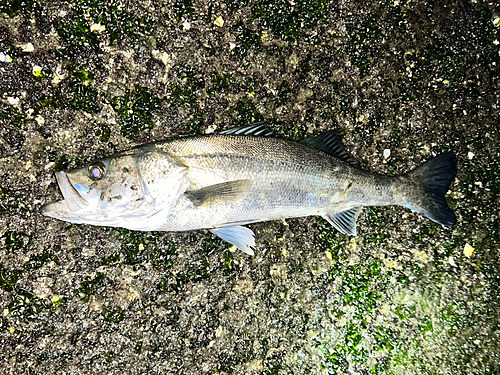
top-left (405, 152), bottom-right (457, 226)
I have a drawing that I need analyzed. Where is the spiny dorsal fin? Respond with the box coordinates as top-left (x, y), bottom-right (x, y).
top-left (322, 206), bottom-right (363, 236)
top-left (218, 121), bottom-right (277, 137)
top-left (209, 226), bottom-right (255, 255)
top-left (304, 131), bottom-right (359, 167)
top-left (185, 180), bottom-right (251, 207)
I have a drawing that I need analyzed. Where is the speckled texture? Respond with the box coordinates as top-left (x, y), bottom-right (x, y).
top-left (0, 0), bottom-right (499, 374)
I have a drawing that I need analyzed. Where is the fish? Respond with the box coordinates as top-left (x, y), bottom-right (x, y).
top-left (41, 122), bottom-right (457, 255)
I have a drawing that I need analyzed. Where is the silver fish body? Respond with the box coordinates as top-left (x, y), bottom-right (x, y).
top-left (41, 123), bottom-right (457, 254)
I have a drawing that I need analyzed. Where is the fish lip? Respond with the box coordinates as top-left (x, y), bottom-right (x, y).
top-left (41, 171), bottom-right (89, 216)
top-left (40, 200), bottom-right (70, 218)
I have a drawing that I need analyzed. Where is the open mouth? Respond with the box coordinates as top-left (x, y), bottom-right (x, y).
top-left (41, 171), bottom-right (89, 218)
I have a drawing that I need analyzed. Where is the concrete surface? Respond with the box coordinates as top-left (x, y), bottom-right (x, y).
top-left (0, 0), bottom-right (499, 374)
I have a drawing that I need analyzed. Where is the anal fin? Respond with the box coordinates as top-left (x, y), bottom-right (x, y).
top-left (322, 207), bottom-right (363, 236)
top-left (210, 226), bottom-right (255, 255)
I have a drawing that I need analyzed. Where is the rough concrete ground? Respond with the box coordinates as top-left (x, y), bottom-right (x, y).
top-left (0, 0), bottom-right (499, 374)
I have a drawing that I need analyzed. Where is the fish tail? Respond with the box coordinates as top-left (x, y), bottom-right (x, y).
top-left (404, 152), bottom-right (457, 226)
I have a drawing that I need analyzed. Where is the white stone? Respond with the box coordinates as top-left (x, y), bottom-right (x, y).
top-left (7, 97), bottom-right (19, 106)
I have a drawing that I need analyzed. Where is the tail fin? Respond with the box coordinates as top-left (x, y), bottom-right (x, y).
top-left (405, 152), bottom-right (457, 226)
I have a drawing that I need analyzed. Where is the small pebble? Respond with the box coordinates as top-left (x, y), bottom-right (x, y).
top-left (464, 243), bottom-right (474, 258)
top-left (214, 16), bottom-right (224, 27)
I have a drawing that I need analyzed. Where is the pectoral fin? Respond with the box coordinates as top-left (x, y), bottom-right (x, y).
top-left (322, 207), bottom-right (363, 236)
top-left (209, 226), bottom-right (255, 255)
top-left (185, 180), bottom-right (250, 207)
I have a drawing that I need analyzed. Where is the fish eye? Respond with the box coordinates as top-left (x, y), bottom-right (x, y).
top-left (88, 162), bottom-right (106, 180)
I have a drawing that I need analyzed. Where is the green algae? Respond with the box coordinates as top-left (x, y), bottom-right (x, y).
top-left (58, 0), bottom-right (155, 52)
top-left (0, 264), bottom-right (23, 292)
top-left (74, 272), bottom-right (106, 302)
top-left (7, 288), bottom-right (51, 320)
top-left (475, 10), bottom-right (500, 67)
top-left (223, 250), bottom-right (233, 272)
top-left (343, 15), bottom-right (382, 76)
top-left (173, 0), bottom-right (196, 21)
top-left (0, 263), bottom-right (57, 324)
top-left (53, 154), bottom-right (70, 172)
top-left (181, 113), bottom-right (207, 136)
top-left (231, 22), bottom-right (262, 57)
top-left (170, 84), bottom-right (199, 107)
top-left (100, 251), bottom-right (120, 265)
top-left (112, 86), bottom-right (162, 139)
top-left (321, 258), bottom-right (394, 373)
top-left (93, 5), bottom-right (154, 47)
top-left (114, 228), bottom-right (167, 266)
top-left (158, 256), bottom-right (211, 293)
top-left (24, 247), bottom-right (59, 270)
top-left (38, 65), bottom-right (101, 114)
top-left (0, 0), bottom-right (41, 18)
top-left (134, 340), bottom-right (143, 354)
top-left (103, 306), bottom-right (124, 324)
top-left (66, 67), bottom-right (101, 113)
top-left (210, 72), bottom-right (234, 92)
top-left (149, 241), bottom-right (177, 271)
top-left (229, 97), bottom-right (265, 127)
top-left (276, 80), bottom-right (292, 104)
top-left (103, 350), bottom-right (116, 363)
top-left (0, 105), bottom-right (27, 132)
top-left (95, 124), bottom-right (111, 142)
top-left (51, 295), bottom-right (67, 308)
top-left (0, 187), bottom-right (30, 213)
top-left (57, 13), bottom-right (102, 56)
top-left (3, 231), bottom-right (31, 254)
top-left (339, 260), bottom-right (388, 315)
top-left (170, 62), bottom-right (206, 114)
top-left (251, 0), bottom-right (327, 42)
top-left (363, 209), bottom-right (390, 248)
top-left (0, 316), bottom-right (7, 332)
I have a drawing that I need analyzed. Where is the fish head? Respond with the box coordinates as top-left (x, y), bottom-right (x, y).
top-left (41, 151), bottom-right (155, 227)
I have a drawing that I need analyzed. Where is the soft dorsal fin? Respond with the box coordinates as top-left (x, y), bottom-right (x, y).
top-left (304, 131), bottom-right (359, 167)
top-left (218, 121), bottom-right (277, 137)
top-left (322, 206), bottom-right (363, 236)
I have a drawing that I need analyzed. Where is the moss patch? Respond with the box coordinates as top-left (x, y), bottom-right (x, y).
top-left (112, 86), bottom-right (162, 139)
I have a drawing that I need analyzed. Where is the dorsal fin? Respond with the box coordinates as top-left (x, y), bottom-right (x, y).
top-left (304, 131), bottom-right (359, 167)
top-left (218, 121), bottom-right (277, 137)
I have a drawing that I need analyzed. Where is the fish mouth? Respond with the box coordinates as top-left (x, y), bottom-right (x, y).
top-left (41, 171), bottom-right (89, 218)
